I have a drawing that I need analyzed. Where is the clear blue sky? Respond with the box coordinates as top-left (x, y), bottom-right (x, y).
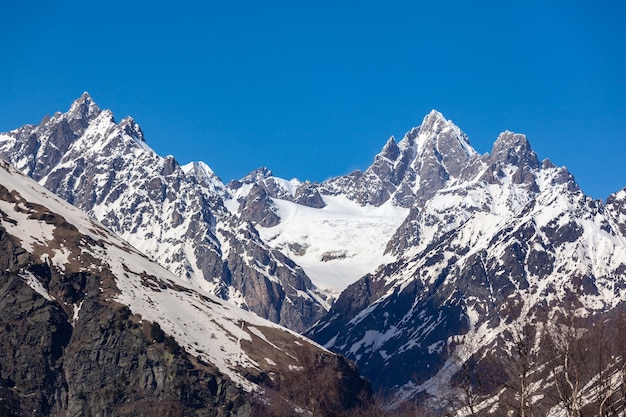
top-left (1, 1), bottom-right (624, 199)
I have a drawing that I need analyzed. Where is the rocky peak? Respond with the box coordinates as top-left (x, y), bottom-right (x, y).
top-left (405, 111), bottom-right (476, 202)
top-left (368, 136), bottom-right (402, 186)
top-left (182, 161), bottom-right (228, 198)
top-left (293, 181), bottom-right (326, 208)
top-left (66, 92), bottom-right (102, 135)
top-left (418, 111), bottom-right (473, 152)
top-left (319, 111), bottom-right (476, 208)
top-left (379, 136), bottom-right (400, 161)
top-left (183, 161), bottom-right (217, 182)
top-left (490, 130), bottom-right (540, 169)
top-left (68, 92), bottom-right (100, 115)
top-left (161, 155), bottom-right (179, 176)
top-left (241, 167), bottom-right (273, 184)
top-left (238, 183), bottom-right (281, 227)
top-left (119, 116), bottom-right (145, 143)
top-left (606, 188), bottom-right (626, 238)
top-left (418, 109), bottom-right (449, 135)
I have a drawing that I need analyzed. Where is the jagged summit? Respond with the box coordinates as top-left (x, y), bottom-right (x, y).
top-left (0, 94), bottom-right (329, 332)
top-left (119, 115), bottom-right (146, 143)
top-left (307, 116), bottom-right (626, 408)
top-left (419, 109), bottom-right (450, 133)
top-left (411, 110), bottom-right (475, 157)
top-left (241, 166), bottom-right (273, 183)
top-left (67, 91), bottom-right (101, 122)
top-left (490, 130), bottom-right (540, 169)
top-left (379, 136), bottom-right (400, 160)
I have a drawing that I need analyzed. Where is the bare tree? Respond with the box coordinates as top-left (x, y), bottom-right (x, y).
top-left (543, 319), bottom-right (589, 417)
top-left (442, 332), bottom-right (494, 417)
top-left (501, 323), bottom-right (538, 417)
top-left (585, 320), bottom-right (618, 417)
top-left (609, 309), bottom-right (626, 416)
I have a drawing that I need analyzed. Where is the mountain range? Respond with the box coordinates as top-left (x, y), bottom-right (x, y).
top-left (1, 93), bottom-right (626, 415)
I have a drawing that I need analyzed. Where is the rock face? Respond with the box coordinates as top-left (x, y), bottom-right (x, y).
top-left (0, 161), bottom-right (372, 417)
top-left (0, 268), bottom-right (249, 417)
top-left (0, 94), bottom-right (328, 332)
top-left (238, 183), bottom-right (281, 227)
top-left (606, 187), bottom-right (626, 237)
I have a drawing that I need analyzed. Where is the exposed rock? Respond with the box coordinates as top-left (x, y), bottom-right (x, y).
top-left (320, 110), bottom-right (476, 207)
top-left (238, 183), bottom-right (281, 227)
top-left (293, 182), bottom-right (326, 208)
top-left (218, 218), bottom-right (326, 331)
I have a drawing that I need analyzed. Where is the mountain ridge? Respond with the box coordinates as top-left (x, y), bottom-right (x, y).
top-left (0, 94), bottom-right (330, 332)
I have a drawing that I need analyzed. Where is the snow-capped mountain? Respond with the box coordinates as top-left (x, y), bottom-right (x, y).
top-left (0, 93), bottom-right (328, 332)
top-left (3, 94), bottom-right (626, 414)
top-left (321, 110), bottom-right (477, 208)
top-left (223, 110), bottom-right (477, 294)
top-left (0, 95), bottom-right (488, 324)
top-left (306, 124), bottom-right (626, 411)
top-left (0, 159), bottom-right (371, 416)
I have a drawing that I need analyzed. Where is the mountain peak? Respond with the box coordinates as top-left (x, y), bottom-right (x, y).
top-left (66, 92), bottom-right (102, 130)
top-left (427, 108), bottom-right (445, 119)
top-left (419, 109), bottom-right (448, 133)
top-left (241, 167), bottom-right (273, 184)
top-left (119, 116), bottom-right (145, 143)
top-left (490, 130), bottom-right (540, 169)
top-left (69, 92), bottom-right (100, 114)
top-left (379, 136), bottom-right (400, 160)
top-left (415, 110), bottom-right (473, 153)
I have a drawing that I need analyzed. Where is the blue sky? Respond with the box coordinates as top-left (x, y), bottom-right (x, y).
top-left (1, 1), bottom-right (624, 199)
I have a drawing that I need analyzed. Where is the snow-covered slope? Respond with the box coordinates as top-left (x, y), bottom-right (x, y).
top-left (0, 159), bottom-right (371, 415)
top-left (256, 195), bottom-right (407, 294)
top-left (227, 168), bottom-right (408, 293)
top-left (0, 160), bottom-right (305, 388)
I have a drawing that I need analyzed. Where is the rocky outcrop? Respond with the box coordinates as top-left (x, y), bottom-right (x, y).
top-left (293, 182), bottom-right (326, 208)
top-left (607, 188), bottom-right (626, 238)
top-left (218, 218), bottom-right (327, 330)
top-left (238, 184), bottom-right (281, 227)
